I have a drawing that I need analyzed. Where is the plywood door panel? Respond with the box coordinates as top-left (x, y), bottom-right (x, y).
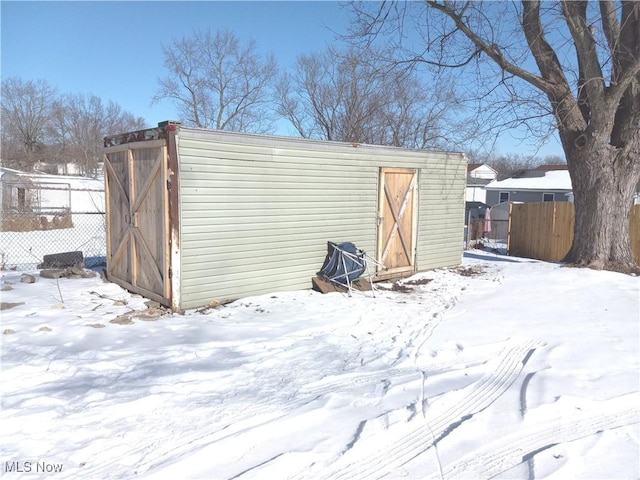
top-left (131, 146), bottom-right (167, 297)
top-left (377, 168), bottom-right (417, 275)
top-left (104, 150), bottom-right (132, 283)
top-left (104, 142), bottom-right (170, 305)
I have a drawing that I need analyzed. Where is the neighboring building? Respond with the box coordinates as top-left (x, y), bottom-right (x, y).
top-left (466, 163), bottom-right (498, 203)
top-left (55, 163), bottom-right (83, 176)
top-left (484, 167), bottom-right (572, 206)
top-left (34, 162), bottom-right (83, 176)
top-left (0, 167), bottom-right (104, 216)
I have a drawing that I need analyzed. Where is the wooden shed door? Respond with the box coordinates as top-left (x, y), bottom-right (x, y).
top-left (377, 168), bottom-right (418, 276)
top-left (104, 140), bottom-right (170, 305)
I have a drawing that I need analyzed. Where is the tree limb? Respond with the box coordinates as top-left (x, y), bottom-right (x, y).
top-left (561, 1), bottom-right (604, 123)
top-left (427, 1), bottom-right (552, 93)
top-left (599, 0), bottom-right (621, 83)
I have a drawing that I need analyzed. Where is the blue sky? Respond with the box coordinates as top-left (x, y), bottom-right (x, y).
top-left (1, 1), bottom-right (563, 157)
top-left (1, 1), bottom-right (347, 128)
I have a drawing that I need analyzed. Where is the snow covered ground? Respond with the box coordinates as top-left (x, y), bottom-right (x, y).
top-left (1, 250), bottom-right (638, 479)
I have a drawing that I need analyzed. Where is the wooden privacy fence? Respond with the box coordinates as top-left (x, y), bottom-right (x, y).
top-left (508, 202), bottom-right (640, 263)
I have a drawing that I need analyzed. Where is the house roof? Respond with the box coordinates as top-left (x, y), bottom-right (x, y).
top-left (467, 163), bottom-right (497, 173)
top-left (485, 170), bottom-right (572, 191)
top-left (0, 166), bottom-right (26, 176)
top-left (534, 164), bottom-right (568, 171)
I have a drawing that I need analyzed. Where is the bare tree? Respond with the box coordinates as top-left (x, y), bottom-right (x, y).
top-left (153, 29), bottom-right (278, 133)
top-left (350, 1), bottom-right (640, 272)
top-left (276, 46), bottom-right (472, 148)
top-left (1, 77), bottom-right (145, 176)
top-left (50, 94), bottom-right (146, 176)
top-left (1, 77), bottom-right (58, 170)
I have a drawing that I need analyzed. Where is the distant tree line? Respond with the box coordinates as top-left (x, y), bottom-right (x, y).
top-left (1, 78), bottom-right (146, 176)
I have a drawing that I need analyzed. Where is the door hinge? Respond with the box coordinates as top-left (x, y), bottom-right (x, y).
top-left (168, 268), bottom-right (173, 279)
top-left (167, 179), bottom-right (172, 190)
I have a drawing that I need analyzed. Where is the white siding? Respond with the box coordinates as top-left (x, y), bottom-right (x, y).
top-left (176, 129), bottom-right (465, 308)
top-left (468, 164), bottom-right (498, 180)
top-left (466, 185), bottom-right (487, 203)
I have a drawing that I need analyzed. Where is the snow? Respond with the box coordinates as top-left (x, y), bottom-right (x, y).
top-left (485, 170), bottom-right (572, 191)
top-left (1, 251), bottom-right (638, 479)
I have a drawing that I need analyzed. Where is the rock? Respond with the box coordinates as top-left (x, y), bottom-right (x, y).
top-left (1, 284), bottom-right (13, 291)
top-left (69, 265), bottom-right (85, 276)
top-left (2, 329), bottom-right (16, 335)
top-left (40, 269), bottom-right (66, 279)
top-left (38, 326), bottom-right (52, 332)
top-left (38, 251), bottom-right (83, 269)
top-left (20, 274), bottom-right (36, 284)
top-left (144, 300), bottom-right (161, 309)
top-left (133, 308), bottom-right (164, 321)
top-left (39, 266), bottom-right (96, 279)
top-left (0, 302), bottom-right (25, 310)
top-left (110, 316), bottom-right (133, 325)
top-left (85, 323), bottom-right (106, 328)
top-left (66, 265), bottom-right (96, 278)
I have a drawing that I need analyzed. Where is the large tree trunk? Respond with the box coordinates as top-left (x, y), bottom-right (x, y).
top-left (562, 134), bottom-right (640, 273)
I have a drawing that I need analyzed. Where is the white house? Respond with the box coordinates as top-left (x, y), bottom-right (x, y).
top-left (466, 163), bottom-right (498, 203)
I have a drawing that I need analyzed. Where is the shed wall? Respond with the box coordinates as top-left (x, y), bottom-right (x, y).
top-left (176, 129), bottom-right (465, 308)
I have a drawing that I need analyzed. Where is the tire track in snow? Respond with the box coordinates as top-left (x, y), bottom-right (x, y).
top-left (127, 333), bottom-right (447, 475)
top-left (308, 337), bottom-right (543, 480)
top-left (299, 352), bottom-right (488, 401)
top-left (129, 341), bottom-right (490, 478)
top-left (132, 353), bottom-right (487, 477)
top-left (429, 392), bottom-right (640, 479)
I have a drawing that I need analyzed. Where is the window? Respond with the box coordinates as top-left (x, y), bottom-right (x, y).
top-left (543, 193), bottom-right (554, 202)
top-left (499, 192), bottom-right (510, 203)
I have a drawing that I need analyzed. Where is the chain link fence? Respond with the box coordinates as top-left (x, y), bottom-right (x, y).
top-left (464, 201), bottom-right (510, 253)
top-left (1, 179), bottom-right (106, 271)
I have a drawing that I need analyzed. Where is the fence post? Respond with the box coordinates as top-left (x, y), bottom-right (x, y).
top-left (507, 202), bottom-right (513, 254)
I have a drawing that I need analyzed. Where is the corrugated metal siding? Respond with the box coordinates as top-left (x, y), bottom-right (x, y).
top-left (176, 129), bottom-right (465, 308)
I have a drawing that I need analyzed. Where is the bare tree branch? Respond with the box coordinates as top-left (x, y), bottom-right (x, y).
top-left (154, 29), bottom-right (278, 133)
top-left (427, 1), bottom-right (551, 92)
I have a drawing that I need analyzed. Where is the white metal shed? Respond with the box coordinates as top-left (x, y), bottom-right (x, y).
top-left (103, 122), bottom-right (466, 310)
